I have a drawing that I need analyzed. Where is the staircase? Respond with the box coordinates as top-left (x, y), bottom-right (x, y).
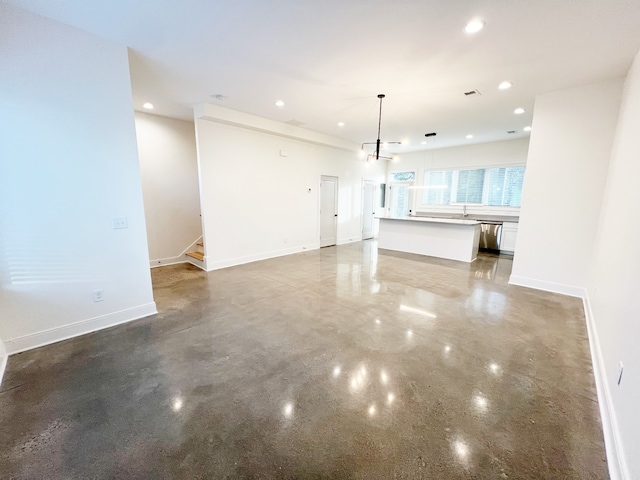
top-left (185, 241), bottom-right (205, 269)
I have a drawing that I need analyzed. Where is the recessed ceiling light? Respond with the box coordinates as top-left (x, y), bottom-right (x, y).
top-left (498, 81), bottom-right (512, 90)
top-left (275, 100), bottom-right (285, 107)
top-left (514, 107), bottom-right (525, 115)
top-left (337, 122), bottom-right (345, 127)
top-left (464, 19), bottom-right (485, 34)
top-left (421, 141), bottom-right (427, 145)
top-left (524, 126), bottom-right (532, 132)
top-left (143, 102), bottom-right (154, 110)
top-left (466, 134), bottom-right (473, 139)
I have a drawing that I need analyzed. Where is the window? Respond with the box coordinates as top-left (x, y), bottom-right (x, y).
top-left (423, 170), bottom-right (452, 205)
top-left (389, 171), bottom-right (415, 217)
top-left (421, 166), bottom-right (525, 207)
top-left (486, 167), bottom-right (525, 206)
top-left (390, 184), bottom-right (410, 217)
top-left (455, 169), bottom-right (484, 204)
top-left (391, 171), bottom-right (415, 182)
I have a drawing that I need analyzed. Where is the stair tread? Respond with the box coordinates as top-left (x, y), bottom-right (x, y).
top-left (197, 242), bottom-right (204, 247)
top-left (186, 251), bottom-right (205, 261)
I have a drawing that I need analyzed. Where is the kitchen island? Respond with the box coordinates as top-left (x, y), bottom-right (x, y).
top-left (377, 216), bottom-right (481, 263)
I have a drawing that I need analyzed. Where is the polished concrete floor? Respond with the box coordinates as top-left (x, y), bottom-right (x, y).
top-left (0, 241), bottom-right (608, 479)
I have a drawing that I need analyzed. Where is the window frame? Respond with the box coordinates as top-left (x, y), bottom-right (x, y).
top-left (418, 165), bottom-right (526, 210)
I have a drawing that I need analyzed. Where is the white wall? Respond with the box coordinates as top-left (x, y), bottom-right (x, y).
top-left (194, 104), bottom-right (386, 270)
top-left (135, 112), bottom-right (202, 265)
top-left (510, 79), bottom-right (623, 296)
top-left (389, 138), bottom-right (529, 216)
top-left (396, 137), bottom-right (529, 171)
top-left (0, 5), bottom-right (156, 354)
top-left (586, 49), bottom-right (640, 480)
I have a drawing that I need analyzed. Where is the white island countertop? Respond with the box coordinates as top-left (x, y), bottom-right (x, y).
top-left (376, 216), bottom-right (480, 226)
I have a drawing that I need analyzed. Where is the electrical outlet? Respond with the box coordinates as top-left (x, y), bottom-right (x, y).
top-left (92, 289), bottom-right (104, 303)
top-left (112, 216), bottom-right (128, 229)
top-left (617, 361), bottom-right (624, 385)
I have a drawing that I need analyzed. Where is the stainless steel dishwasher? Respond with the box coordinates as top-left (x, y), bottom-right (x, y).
top-left (479, 222), bottom-right (503, 251)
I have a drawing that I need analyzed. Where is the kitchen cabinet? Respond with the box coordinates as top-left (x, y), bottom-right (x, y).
top-left (378, 216), bottom-right (481, 263)
top-left (500, 222), bottom-right (518, 253)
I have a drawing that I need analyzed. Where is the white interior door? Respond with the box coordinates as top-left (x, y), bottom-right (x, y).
top-left (362, 180), bottom-right (375, 240)
top-left (320, 175), bottom-right (338, 247)
top-left (389, 182), bottom-right (412, 217)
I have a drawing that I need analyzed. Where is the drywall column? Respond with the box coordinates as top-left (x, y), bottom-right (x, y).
top-left (510, 79), bottom-right (623, 296)
top-left (586, 48), bottom-right (640, 480)
top-left (0, 5), bottom-right (156, 353)
top-left (135, 112), bottom-right (202, 266)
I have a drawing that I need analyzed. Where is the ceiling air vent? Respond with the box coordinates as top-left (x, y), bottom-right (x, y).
top-left (464, 89), bottom-right (481, 96)
top-left (285, 119), bottom-right (306, 127)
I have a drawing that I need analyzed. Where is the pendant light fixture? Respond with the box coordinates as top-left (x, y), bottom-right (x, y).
top-left (361, 94), bottom-right (402, 162)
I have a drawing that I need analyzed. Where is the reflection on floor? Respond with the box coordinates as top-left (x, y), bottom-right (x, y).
top-left (0, 241), bottom-right (608, 479)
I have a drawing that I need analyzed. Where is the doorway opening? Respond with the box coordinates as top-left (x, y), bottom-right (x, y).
top-left (362, 179), bottom-right (376, 240)
top-left (389, 181), bottom-right (414, 217)
top-left (320, 175), bottom-right (338, 247)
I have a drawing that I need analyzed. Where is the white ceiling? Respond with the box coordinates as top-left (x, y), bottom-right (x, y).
top-left (6, 0), bottom-right (640, 152)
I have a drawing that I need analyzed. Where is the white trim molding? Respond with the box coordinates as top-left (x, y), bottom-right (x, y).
top-left (205, 243), bottom-right (318, 271)
top-left (149, 255), bottom-right (189, 268)
top-left (508, 275), bottom-right (586, 298)
top-left (510, 274), bottom-right (628, 479)
top-left (583, 294), bottom-right (629, 480)
top-left (0, 337), bottom-right (7, 387)
top-left (195, 103), bottom-right (358, 153)
top-left (4, 303), bottom-right (157, 355)
top-left (150, 236), bottom-right (203, 268)
top-left (337, 236), bottom-right (363, 246)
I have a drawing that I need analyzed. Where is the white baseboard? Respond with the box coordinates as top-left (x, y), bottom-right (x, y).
top-left (149, 235), bottom-right (203, 268)
top-left (0, 337), bottom-right (7, 387)
top-left (4, 302), bottom-right (158, 355)
top-left (150, 256), bottom-right (188, 268)
top-left (583, 294), bottom-right (628, 480)
top-left (205, 243), bottom-right (318, 271)
top-left (508, 275), bottom-right (586, 298)
top-left (204, 238), bottom-right (366, 271)
top-left (337, 236), bottom-right (363, 245)
top-left (503, 278), bottom-right (627, 478)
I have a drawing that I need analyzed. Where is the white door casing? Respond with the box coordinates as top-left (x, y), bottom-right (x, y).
top-left (362, 179), bottom-right (375, 239)
top-left (320, 175), bottom-right (338, 247)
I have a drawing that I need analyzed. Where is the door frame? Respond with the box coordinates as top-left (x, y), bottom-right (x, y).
top-left (319, 175), bottom-right (339, 247)
top-left (362, 178), bottom-right (376, 240)
top-left (388, 181), bottom-right (415, 217)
